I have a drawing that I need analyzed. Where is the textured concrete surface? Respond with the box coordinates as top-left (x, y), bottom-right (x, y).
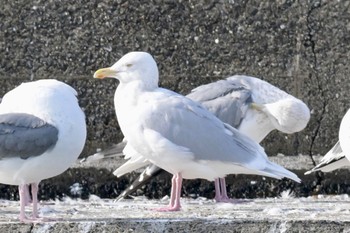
top-left (1, 195), bottom-right (350, 232)
top-left (1, 0), bottom-right (349, 157)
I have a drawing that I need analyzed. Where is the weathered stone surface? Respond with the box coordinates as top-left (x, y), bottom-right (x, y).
top-left (1, 0), bottom-right (349, 157)
top-left (1, 195), bottom-right (350, 232)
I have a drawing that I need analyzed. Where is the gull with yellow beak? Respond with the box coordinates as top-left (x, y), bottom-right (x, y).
top-left (111, 74), bottom-right (310, 202)
top-left (94, 51), bottom-right (301, 211)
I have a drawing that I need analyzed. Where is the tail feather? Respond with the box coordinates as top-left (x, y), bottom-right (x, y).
top-left (262, 161), bottom-right (301, 183)
top-left (113, 157), bottom-right (151, 178)
top-left (305, 141), bottom-right (349, 174)
top-left (116, 165), bottom-right (164, 201)
top-left (305, 157), bottom-right (348, 174)
top-left (85, 140), bottom-right (127, 162)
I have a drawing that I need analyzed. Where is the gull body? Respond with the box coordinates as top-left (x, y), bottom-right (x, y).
top-left (0, 79), bottom-right (86, 222)
top-left (94, 51), bottom-right (301, 211)
top-left (112, 75), bottom-right (310, 201)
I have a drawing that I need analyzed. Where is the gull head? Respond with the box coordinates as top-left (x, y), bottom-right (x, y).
top-left (94, 52), bottom-right (159, 88)
top-left (253, 99), bottom-right (311, 134)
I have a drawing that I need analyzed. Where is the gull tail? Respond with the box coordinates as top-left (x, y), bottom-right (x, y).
top-left (84, 140), bottom-right (127, 162)
top-left (113, 156), bottom-right (151, 178)
top-left (262, 161), bottom-right (301, 183)
top-left (116, 164), bottom-right (164, 201)
top-left (305, 141), bottom-right (349, 175)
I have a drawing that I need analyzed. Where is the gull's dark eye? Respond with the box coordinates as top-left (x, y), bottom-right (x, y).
top-left (126, 64), bottom-right (133, 67)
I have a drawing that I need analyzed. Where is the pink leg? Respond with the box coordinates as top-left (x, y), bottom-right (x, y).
top-left (155, 173), bottom-right (182, 211)
top-left (214, 178), bottom-right (222, 201)
top-left (18, 183), bottom-right (49, 223)
top-left (214, 178), bottom-right (245, 203)
top-left (167, 175), bottom-right (177, 207)
top-left (220, 178), bottom-right (229, 200)
top-left (18, 184), bottom-right (28, 222)
top-left (31, 183), bottom-right (39, 219)
top-left (22, 184), bottom-right (32, 206)
top-left (170, 173), bottom-right (182, 211)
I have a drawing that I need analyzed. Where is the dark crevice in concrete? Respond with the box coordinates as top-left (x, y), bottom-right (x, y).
top-left (305, 0), bottom-right (326, 186)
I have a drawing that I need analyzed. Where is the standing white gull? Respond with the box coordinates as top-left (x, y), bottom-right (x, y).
top-left (0, 79), bottom-right (86, 222)
top-left (94, 51), bottom-right (301, 211)
top-left (95, 74), bottom-right (310, 202)
top-left (306, 109), bottom-right (350, 174)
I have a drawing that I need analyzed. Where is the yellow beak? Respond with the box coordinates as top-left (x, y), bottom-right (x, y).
top-left (93, 68), bottom-right (118, 79)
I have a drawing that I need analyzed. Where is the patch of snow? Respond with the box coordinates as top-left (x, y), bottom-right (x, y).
top-left (70, 183), bottom-right (83, 196)
top-left (38, 206), bottom-right (60, 215)
top-left (89, 194), bottom-right (102, 203)
top-left (279, 189), bottom-right (295, 199)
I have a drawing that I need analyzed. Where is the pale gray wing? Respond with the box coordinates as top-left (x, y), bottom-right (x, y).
top-left (0, 113), bottom-right (59, 159)
top-left (144, 90), bottom-right (261, 164)
top-left (305, 141), bottom-right (349, 174)
top-left (186, 78), bottom-right (252, 128)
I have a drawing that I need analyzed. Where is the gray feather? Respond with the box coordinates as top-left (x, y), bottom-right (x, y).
top-left (187, 79), bottom-right (252, 128)
top-left (0, 113), bottom-right (58, 159)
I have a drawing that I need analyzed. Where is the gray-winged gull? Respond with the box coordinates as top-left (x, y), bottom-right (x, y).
top-left (94, 74), bottom-right (310, 202)
top-left (0, 79), bottom-right (86, 222)
top-left (306, 109), bottom-right (350, 174)
top-left (94, 51), bottom-right (301, 211)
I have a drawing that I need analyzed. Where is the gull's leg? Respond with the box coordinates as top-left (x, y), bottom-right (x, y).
top-left (28, 182), bottom-right (52, 222)
top-left (31, 183), bottom-right (39, 219)
top-left (171, 173), bottom-right (182, 211)
top-left (155, 173), bottom-right (182, 211)
top-left (214, 178), bottom-right (223, 201)
top-left (215, 178), bottom-right (247, 204)
top-left (18, 182), bottom-right (52, 223)
top-left (18, 184), bottom-right (28, 222)
top-left (23, 184), bottom-right (32, 206)
top-left (220, 178), bottom-right (229, 200)
top-left (168, 175), bottom-right (177, 207)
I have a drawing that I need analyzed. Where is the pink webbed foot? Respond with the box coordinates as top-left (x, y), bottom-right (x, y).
top-left (153, 173), bottom-right (183, 212)
top-left (214, 178), bottom-right (248, 204)
top-left (153, 202), bottom-right (181, 212)
top-left (18, 183), bottom-right (55, 223)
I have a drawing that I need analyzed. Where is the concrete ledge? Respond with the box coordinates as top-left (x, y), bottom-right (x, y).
top-left (1, 196), bottom-right (350, 232)
top-left (0, 156), bottom-right (347, 232)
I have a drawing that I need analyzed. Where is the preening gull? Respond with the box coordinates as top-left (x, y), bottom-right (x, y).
top-left (111, 75), bottom-right (310, 201)
top-left (94, 51), bottom-right (301, 211)
top-left (0, 79), bottom-right (86, 222)
top-left (306, 109), bottom-right (350, 174)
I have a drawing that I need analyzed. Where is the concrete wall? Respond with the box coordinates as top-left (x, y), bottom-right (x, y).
top-left (1, 0), bottom-right (349, 158)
